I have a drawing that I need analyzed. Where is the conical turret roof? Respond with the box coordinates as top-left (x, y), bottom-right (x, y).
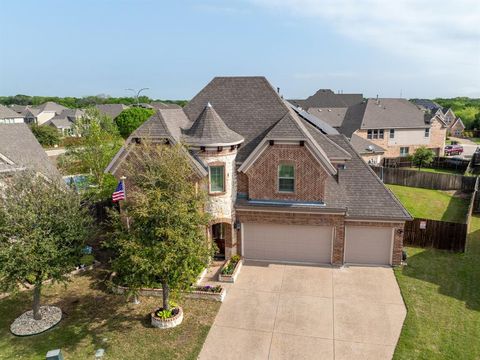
top-left (183, 103), bottom-right (244, 147)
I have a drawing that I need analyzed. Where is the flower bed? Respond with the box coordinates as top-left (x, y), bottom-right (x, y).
top-left (189, 285), bottom-right (226, 302)
top-left (109, 273), bottom-right (226, 302)
top-left (151, 307), bottom-right (183, 329)
top-left (218, 255), bottom-right (243, 283)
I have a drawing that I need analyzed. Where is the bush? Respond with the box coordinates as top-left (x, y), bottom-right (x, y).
top-left (115, 108), bottom-right (154, 138)
top-left (79, 254), bottom-right (95, 266)
top-left (30, 124), bottom-right (60, 147)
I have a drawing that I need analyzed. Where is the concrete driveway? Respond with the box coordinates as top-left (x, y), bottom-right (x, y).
top-left (199, 262), bottom-right (406, 360)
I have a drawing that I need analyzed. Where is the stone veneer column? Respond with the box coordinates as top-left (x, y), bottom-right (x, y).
top-left (332, 221), bottom-right (345, 266)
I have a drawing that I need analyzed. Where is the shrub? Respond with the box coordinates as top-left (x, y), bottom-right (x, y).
top-left (30, 124), bottom-right (60, 147)
top-left (79, 254), bottom-right (95, 266)
top-left (115, 107), bottom-right (154, 138)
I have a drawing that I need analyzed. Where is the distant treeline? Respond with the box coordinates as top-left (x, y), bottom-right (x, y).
top-left (434, 97), bottom-right (480, 130)
top-left (0, 94), bottom-right (188, 108)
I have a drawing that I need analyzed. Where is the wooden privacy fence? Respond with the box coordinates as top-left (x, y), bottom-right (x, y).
top-left (404, 218), bottom-right (467, 252)
top-left (371, 166), bottom-right (477, 191)
top-left (382, 156), bottom-right (470, 171)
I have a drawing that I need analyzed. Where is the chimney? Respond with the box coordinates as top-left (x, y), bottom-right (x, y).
top-left (277, 87), bottom-right (280, 94)
top-left (376, 94), bottom-right (379, 105)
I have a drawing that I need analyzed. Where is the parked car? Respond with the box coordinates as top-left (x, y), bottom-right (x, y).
top-left (444, 144), bottom-right (464, 156)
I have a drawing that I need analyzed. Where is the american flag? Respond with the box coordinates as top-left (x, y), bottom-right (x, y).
top-left (112, 181), bottom-right (126, 202)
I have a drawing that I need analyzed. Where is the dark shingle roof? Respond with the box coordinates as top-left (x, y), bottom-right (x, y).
top-left (265, 112), bottom-right (306, 139)
top-left (326, 135), bottom-right (410, 220)
top-left (150, 102), bottom-right (182, 110)
top-left (95, 104), bottom-right (129, 119)
top-left (0, 124), bottom-right (61, 180)
top-left (290, 89), bottom-right (363, 109)
top-left (183, 103), bottom-right (244, 147)
top-left (350, 134), bottom-right (385, 154)
top-left (361, 98), bottom-right (431, 129)
top-left (410, 99), bottom-right (442, 111)
top-left (307, 107), bottom-right (347, 127)
top-left (45, 116), bottom-right (73, 129)
top-left (183, 77), bottom-right (289, 162)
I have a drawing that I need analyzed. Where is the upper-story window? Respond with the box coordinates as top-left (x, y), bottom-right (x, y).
top-left (424, 128), bottom-right (430, 137)
top-left (390, 129), bottom-right (395, 139)
top-left (209, 165), bottom-right (225, 193)
top-left (278, 163), bottom-right (295, 193)
top-left (367, 129), bottom-right (384, 140)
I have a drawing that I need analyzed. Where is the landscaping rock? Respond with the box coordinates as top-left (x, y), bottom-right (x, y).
top-left (10, 306), bottom-right (62, 336)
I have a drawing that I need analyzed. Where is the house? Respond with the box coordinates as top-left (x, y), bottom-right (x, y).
top-left (438, 108), bottom-right (465, 137)
top-left (0, 104), bottom-right (25, 124)
top-left (0, 123), bottom-right (62, 180)
top-left (289, 89), bottom-right (363, 109)
top-left (45, 109), bottom-right (85, 136)
top-left (349, 133), bottom-right (385, 165)
top-left (20, 101), bottom-right (68, 125)
top-left (95, 104), bottom-right (129, 119)
top-left (106, 76), bottom-right (411, 267)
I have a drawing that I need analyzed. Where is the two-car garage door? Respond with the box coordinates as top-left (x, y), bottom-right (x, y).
top-left (243, 223), bottom-right (332, 264)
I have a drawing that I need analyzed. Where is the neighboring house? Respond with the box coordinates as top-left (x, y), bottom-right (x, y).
top-left (25, 101), bottom-right (68, 125)
top-left (350, 134), bottom-right (385, 165)
top-left (95, 104), bottom-right (129, 119)
top-left (0, 104), bottom-right (25, 124)
top-left (0, 123), bottom-right (62, 181)
top-left (449, 117), bottom-right (465, 137)
top-left (107, 76), bottom-right (411, 267)
top-left (289, 89), bottom-right (363, 109)
top-left (411, 99), bottom-right (442, 112)
top-left (45, 109), bottom-right (85, 136)
top-left (150, 101), bottom-right (182, 110)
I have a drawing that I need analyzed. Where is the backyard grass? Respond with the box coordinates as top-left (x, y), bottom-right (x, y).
top-left (404, 167), bottom-right (464, 175)
top-left (0, 269), bottom-right (220, 360)
top-left (387, 184), bottom-right (470, 223)
top-left (393, 215), bottom-right (480, 359)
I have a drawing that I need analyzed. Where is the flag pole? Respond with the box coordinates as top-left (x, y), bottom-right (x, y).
top-left (120, 176), bottom-right (130, 231)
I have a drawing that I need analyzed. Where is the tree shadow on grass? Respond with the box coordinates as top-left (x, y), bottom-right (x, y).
top-left (440, 190), bottom-right (471, 223)
top-left (401, 228), bottom-right (480, 311)
top-left (0, 269), bottom-right (155, 359)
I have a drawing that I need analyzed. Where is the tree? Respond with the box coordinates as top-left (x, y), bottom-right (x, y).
top-left (30, 124), bottom-right (61, 147)
top-left (115, 107), bottom-right (155, 138)
top-left (58, 107), bottom-right (123, 200)
top-left (412, 146), bottom-right (435, 170)
top-left (0, 172), bottom-right (93, 320)
top-left (108, 144), bottom-right (213, 311)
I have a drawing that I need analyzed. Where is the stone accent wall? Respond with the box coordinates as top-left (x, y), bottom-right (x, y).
top-left (244, 144), bottom-right (328, 202)
top-left (429, 118), bottom-right (447, 156)
top-left (344, 220), bottom-right (405, 266)
top-left (199, 149), bottom-right (238, 222)
top-left (236, 210), bottom-right (345, 265)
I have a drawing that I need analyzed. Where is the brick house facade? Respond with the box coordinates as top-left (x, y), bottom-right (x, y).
top-left (107, 77), bottom-right (412, 267)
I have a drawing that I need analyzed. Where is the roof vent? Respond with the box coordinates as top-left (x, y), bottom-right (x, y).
top-left (367, 145), bottom-right (374, 151)
top-left (207, 102), bottom-right (212, 108)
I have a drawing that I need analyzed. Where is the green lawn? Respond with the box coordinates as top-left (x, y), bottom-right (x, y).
top-left (387, 184), bottom-right (470, 223)
top-left (404, 167), bottom-right (464, 175)
top-left (468, 137), bottom-right (480, 145)
top-left (0, 270), bottom-right (219, 360)
top-left (393, 215), bottom-right (480, 359)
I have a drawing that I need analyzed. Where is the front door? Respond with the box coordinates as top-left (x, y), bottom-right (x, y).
top-left (212, 223), bottom-right (226, 259)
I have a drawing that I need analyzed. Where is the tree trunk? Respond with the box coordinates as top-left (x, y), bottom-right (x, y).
top-left (162, 280), bottom-right (170, 311)
top-left (33, 284), bottom-right (42, 320)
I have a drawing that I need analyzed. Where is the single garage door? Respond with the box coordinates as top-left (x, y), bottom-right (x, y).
top-left (243, 223), bottom-right (332, 264)
top-left (345, 226), bottom-right (393, 265)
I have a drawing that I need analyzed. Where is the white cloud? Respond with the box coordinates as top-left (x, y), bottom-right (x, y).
top-left (249, 0), bottom-right (480, 89)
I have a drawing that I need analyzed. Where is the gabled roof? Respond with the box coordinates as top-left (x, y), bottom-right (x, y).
top-left (0, 104), bottom-right (24, 119)
top-left (37, 101), bottom-right (68, 114)
top-left (307, 107), bottom-right (347, 128)
top-left (350, 134), bottom-right (385, 154)
top-left (0, 124), bottom-right (61, 180)
top-left (183, 103), bottom-right (244, 147)
top-left (360, 98), bottom-right (435, 130)
top-left (450, 117), bottom-right (465, 130)
top-left (265, 112), bottom-right (306, 139)
top-left (183, 77), bottom-right (289, 162)
top-left (290, 89), bottom-right (363, 109)
top-left (95, 104), bottom-right (129, 119)
top-left (45, 116), bottom-right (74, 129)
top-left (150, 101), bottom-right (182, 110)
top-left (9, 104), bottom-right (28, 114)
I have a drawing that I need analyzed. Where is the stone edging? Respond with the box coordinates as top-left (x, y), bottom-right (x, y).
top-left (218, 258), bottom-right (243, 283)
top-left (10, 306), bottom-right (62, 337)
top-left (109, 273), bottom-right (226, 302)
top-left (151, 307), bottom-right (184, 329)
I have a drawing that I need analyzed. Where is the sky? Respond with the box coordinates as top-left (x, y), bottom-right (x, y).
top-left (1, 0), bottom-right (479, 100)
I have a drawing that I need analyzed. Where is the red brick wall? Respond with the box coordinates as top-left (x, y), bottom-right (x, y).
top-left (244, 144), bottom-right (328, 201)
